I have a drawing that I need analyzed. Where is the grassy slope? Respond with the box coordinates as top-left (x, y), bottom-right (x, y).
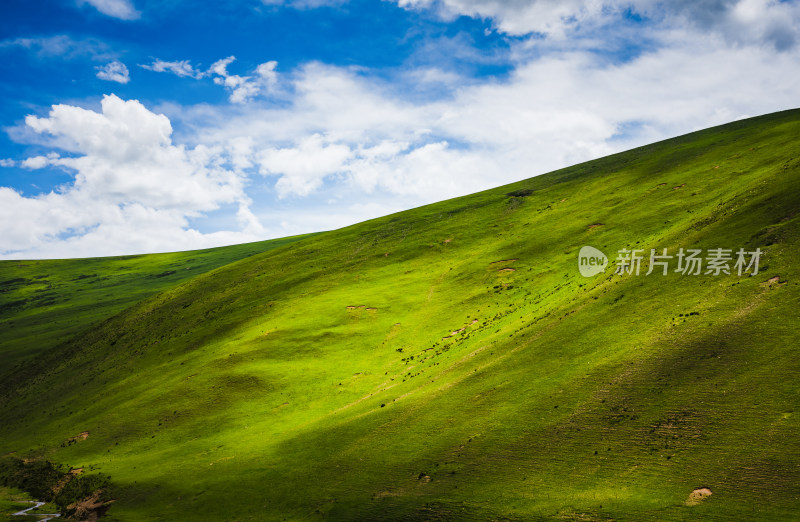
top-left (1, 110), bottom-right (799, 520)
top-left (0, 234), bottom-right (317, 371)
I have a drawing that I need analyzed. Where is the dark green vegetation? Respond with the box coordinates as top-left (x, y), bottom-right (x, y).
top-left (0, 456), bottom-right (112, 519)
top-left (1, 110), bottom-right (799, 520)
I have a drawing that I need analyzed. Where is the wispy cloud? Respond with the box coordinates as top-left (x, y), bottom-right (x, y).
top-left (260, 0), bottom-right (348, 9)
top-left (0, 35), bottom-right (115, 61)
top-left (209, 57), bottom-right (279, 103)
top-left (141, 56), bottom-right (280, 103)
top-left (139, 59), bottom-right (204, 78)
top-left (77, 0), bottom-right (140, 20)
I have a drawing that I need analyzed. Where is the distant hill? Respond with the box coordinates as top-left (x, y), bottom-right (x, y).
top-left (1, 109), bottom-right (798, 520)
top-left (0, 234), bottom-right (316, 370)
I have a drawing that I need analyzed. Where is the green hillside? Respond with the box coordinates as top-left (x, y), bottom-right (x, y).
top-left (0, 234), bottom-right (316, 371)
top-left (1, 109), bottom-right (799, 520)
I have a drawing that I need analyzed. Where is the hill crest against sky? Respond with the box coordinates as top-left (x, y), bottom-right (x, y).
top-left (1, 109), bottom-right (799, 520)
top-left (3, 1), bottom-right (800, 259)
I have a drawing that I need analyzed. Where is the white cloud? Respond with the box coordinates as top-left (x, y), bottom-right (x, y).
top-left (182, 35), bottom-right (800, 205)
top-left (209, 56), bottom-right (280, 103)
top-left (140, 56), bottom-right (280, 103)
top-left (397, 0), bottom-right (613, 37)
top-left (0, 159), bottom-right (15, 167)
top-left (345, 141), bottom-right (500, 199)
top-left (209, 57), bottom-right (258, 103)
top-left (257, 134), bottom-right (352, 197)
top-left (78, 0), bottom-right (140, 20)
top-left (1, 95), bottom-right (263, 259)
top-left (96, 60), bottom-right (130, 83)
top-left (139, 59), bottom-right (204, 78)
top-left (395, 0), bottom-right (800, 48)
top-left (21, 153), bottom-right (60, 170)
top-left (6, 1), bottom-right (800, 259)
top-left (255, 61), bottom-right (279, 91)
top-left (629, 0), bottom-right (800, 51)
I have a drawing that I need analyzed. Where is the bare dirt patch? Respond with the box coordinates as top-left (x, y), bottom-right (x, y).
top-left (489, 259), bottom-right (518, 265)
top-left (67, 488), bottom-right (114, 521)
top-left (762, 276), bottom-right (787, 286)
top-left (685, 487), bottom-right (713, 506)
top-left (588, 223), bottom-right (604, 230)
top-left (63, 431), bottom-right (89, 447)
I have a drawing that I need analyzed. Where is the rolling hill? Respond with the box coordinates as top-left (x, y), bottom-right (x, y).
top-left (0, 234), bottom-right (317, 371)
top-left (1, 109), bottom-right (799, 520)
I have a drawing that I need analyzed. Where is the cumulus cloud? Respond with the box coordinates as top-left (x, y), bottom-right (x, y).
top-left (1, 95), bottom-right (263, 259)
top-left (6, 1), bottom-right (800, 259)
top-left (22, 95), bottom-right (246, 210)
top-left (96, 60), bottom-right (130, 83)
top-left (21, 153), bottom-right (60, 170)
top-left (182, 34), bottom-right (800, 208)
top-left (77, 0), bottom-right (140, 20)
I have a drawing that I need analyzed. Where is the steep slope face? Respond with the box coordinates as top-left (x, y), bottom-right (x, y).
top-left (1, 110), bottom-right (799, 520)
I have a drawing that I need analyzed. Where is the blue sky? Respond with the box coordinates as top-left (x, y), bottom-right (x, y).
top-left (1, 0), bottom-right (799, 259)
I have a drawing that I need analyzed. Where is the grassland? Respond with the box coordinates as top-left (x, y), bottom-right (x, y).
top-left (1, 109), bottom-right (799, 520)
top-left (0, 234), bottom-right (316, 370)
